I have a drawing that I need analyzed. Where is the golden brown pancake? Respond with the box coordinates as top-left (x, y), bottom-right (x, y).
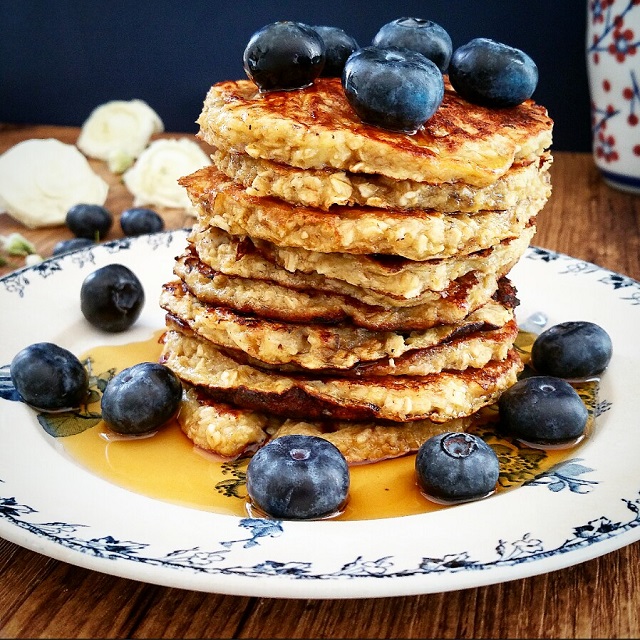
top-left (188, 223), bottom-right (535, 300)
top-left (177, 383), bottom-right (475, 463)
top-left (180, 166), bottom-right (546, 260)
top-left (197, 320), bottom-right (519, 378)
top-left (173, 251), bottom-right (519, 331)
top-left (161, 329), bottom-right (523, 423)
top-left (212, 147), bottom-right (552, 211)
top-left (161, 279), bottom-right (517, 373)
top-left (197, 77), bottom-right (553, 186)
top-left (184, 223), bottom-right (524, 307)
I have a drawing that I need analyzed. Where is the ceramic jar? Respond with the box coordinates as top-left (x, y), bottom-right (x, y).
top-left (587, 0), bottom-right (640, 194)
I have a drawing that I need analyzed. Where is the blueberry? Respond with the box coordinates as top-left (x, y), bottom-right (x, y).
top-left (498, 376), bottom-right (588, 445)
top-left (312, 25), bottom-right (359, 77)
top-left (65, 204), bottom-right (113, 240)
top-left (372, 17), bottom-right (452, 72)
top-left (52, 237), bottom-right (95, 256)
top-left (415, 432), bottom-right (500, 503)
top-left (246, 435), bottom-right (350, 520)
top-left (449, 38), bottom-right (538, 108)
top-left (120, 207), bottom-right (164, 237)
top-left (80, 264), bottom-right (145, 332)
top-left (10, 342), bottom-right (88, 411)
top-left (101, 362), bottom-right (182, 434)
top-left (243, 21), bottom-right (326, 92)
top-left (531, 321), bottom-right (613, 379)
top-left (342, 46), bottom-right (444, 133)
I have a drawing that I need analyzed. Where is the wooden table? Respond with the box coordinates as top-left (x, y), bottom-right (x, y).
top-left (1, 125), bottom-right (639, 639)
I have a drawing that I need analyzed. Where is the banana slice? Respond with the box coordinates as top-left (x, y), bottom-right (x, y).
top-left (123, 138), bottom-right (211, 212)
top-left (0, 139), bottom-right (109, 228)
top-left (77, 99), bottom-right (164, 170)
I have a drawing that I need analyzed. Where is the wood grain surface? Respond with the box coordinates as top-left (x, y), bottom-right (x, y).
top-left (1, 125), bottom-right (639, 639)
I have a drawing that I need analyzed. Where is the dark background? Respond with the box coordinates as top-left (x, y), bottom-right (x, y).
top-left (0, 0), bottom-right (590, 151)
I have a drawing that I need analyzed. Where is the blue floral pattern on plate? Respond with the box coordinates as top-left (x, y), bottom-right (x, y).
top-left (2, 488), bottom-right (640, 581)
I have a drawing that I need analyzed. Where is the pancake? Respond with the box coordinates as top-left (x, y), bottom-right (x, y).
top-left (178, 385), bottom-right (272, 458)
top-left (196, 320), bottom-right (519, 378)
top-left (227, 319), bottom-right (518, 377)
top-left (160, 279), bottom-right (517, 372)
top-left (197, 77), bottom-right (553, 187)
top-left (189, 224), bottom-right (535, 299)
top-left (161, 329), bottom-right (523, 423)
top-left (178, 384), bottom-right (475, 463)
top-left (212, 147), bottom-right (552, 211)
top-left (186, 223), bottom-right (524, 306)
top-left (180, 166), bottom-right (547, 261)
top-left (173, 251), bottom-right (519, 331)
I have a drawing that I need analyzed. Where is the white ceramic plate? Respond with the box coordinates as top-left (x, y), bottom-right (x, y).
top-left (1, 230), bottom-right (638, 599)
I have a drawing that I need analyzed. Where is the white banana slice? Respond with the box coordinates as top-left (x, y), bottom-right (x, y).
top-left (123, 138), bottom-right (211, 212)
top-left (0, 139), bottom-right (109, 229)
top-left (77, 99), bottom-right (164, 170)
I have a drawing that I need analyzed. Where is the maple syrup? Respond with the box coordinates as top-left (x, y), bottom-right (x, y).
top-left (57, 331), bottom-right (595, 521)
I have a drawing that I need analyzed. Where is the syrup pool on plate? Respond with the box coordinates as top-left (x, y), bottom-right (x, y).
top-left (52, 330), bottom-right (598, 521)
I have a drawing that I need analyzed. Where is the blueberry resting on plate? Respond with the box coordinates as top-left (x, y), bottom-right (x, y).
top-left (243, 21), bottom-right (326, 92)
top-left (246, 434), bottom-right (350, 519)
top-left (531, 321), bottom-right (613, 379)
top-left (10, 342), bottom-right (89, 411)
top-left (52, 237), bottom-right (95, 256)
top-left (415, 432), bottom-right (500, 503)
top-left (120, 207), bottom-right (164, 237)
top-left (449, 38), bottom-right (538, 108)
top-left (101, 362), bottom-right (182, 435)
top-left (498, 376), bottom-right (588, 446)
top-left (342, 46), bottom-right (444, 133)
top-left (372, 17), bottom-right (452, 72)
top-left (80, 264), bottom-right (145, 332)
top-left (312, 25), bottom-right (359, 77)
top-left (65, 203), bottom-right (113, 240)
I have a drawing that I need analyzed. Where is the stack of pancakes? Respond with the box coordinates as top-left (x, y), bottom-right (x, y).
top-left (160, 77), bottom-right (553, 464)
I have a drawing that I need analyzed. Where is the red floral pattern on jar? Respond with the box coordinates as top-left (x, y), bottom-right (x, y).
top-left (588, 0), bottom-right (640, 167)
